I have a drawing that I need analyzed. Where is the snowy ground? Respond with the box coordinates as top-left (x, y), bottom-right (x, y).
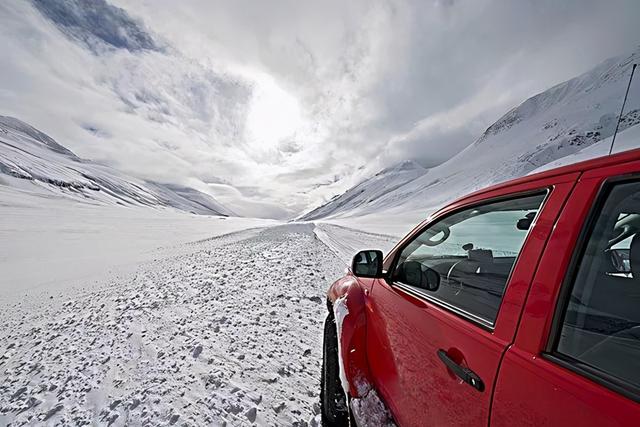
top-left (0, 196), bottom-right (400, 426)
top-left (319, 213), bottom-right (427, 241)
top-left (1, 224), bottom-right (340, 426)
top-left (0, 185), bottom-right (276, 297)
top-left (312, 223), bottom-right (399, 263)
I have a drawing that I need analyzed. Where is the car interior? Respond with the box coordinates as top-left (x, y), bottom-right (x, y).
top-left (566, 212), bottom-right (640, 330)
top-left (560, 206), bottom-right (640, 388)
top-left (392, 199), bottom-right (543, 324)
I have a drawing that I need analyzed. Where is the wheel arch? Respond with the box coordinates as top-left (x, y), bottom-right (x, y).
top-left (326, 275), bottom-right (373, 398)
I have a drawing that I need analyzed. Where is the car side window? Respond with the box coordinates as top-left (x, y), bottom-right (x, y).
top-left (392, 192), bottom-right (546, 326)
top-left (555, 181), bottom-right (640, 392)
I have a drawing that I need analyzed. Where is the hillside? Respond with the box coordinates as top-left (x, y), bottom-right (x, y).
top-left (0, 116), bottom-right (233, 216)
top-left (307, 47), bottom-right (640, 222)
top-left (299, 160), bottom-right (426, 220)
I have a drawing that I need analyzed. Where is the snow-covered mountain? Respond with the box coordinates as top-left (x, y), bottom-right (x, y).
top-left (299, 160), bottom-right (426, 220)
top-left (0, 116), bottom-right (234, 216)
top-left (306, 47), bottom-right (640, 221)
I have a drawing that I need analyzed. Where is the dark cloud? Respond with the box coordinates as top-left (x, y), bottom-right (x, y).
top-left (80, 123), bottom-right (110, 138)
top-left (31, 0), bottom-right (160, 53)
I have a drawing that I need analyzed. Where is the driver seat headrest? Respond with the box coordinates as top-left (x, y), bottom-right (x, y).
top-left (468, 249), bottom-right (493, 263)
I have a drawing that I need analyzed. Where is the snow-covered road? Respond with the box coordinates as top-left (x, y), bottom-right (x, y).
top-left (0, 223), bottom-right (389, 426)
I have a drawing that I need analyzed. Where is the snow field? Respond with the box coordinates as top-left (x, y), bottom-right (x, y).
top-left (0, 223), bottom-right (347, 426)
top-left (0, 186), bottom-right (275, 297)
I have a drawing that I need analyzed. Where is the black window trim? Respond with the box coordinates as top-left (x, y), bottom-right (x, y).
top-left (387, 187), bottom-right (551, 331)
top-left (544, 174), bottom-right (640, 403)
top-left (392, 281), bottom-right (493, 327)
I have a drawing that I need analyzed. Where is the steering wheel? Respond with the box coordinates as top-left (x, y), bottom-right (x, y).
top-left (446, 261), bottom-right (465, 296)
top-left (609, 224), bottom-right (633, 247)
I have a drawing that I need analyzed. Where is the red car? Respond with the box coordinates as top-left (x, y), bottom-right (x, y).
top-left (321, 148), bottom-right (640, 426)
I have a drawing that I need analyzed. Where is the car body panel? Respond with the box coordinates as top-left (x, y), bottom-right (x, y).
top-left (326, 148), bottom-right (640, 426)
top-left (366, 277), bottom-right (505, 426)
top-left (364, 173), bottom-right (579, 427)
top-left (491, 346), bottom-right (639, 427)
top-left (492, 158), bottom-right (640, 427)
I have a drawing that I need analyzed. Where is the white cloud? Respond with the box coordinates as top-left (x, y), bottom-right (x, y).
top-left (2, 0), bottom-right (640, 218)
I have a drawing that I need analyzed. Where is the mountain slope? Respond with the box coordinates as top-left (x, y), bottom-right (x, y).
top-left (0, 116), bottom-right (234, 216)
top-left (309, 47), bottom-right (640, 221)
top-left (299, 160), bottom-right (426, 220)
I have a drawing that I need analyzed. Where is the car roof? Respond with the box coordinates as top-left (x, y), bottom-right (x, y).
top-left (455, 146), bottom-right (640, 205)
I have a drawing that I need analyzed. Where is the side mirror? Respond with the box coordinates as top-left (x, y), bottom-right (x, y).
top-left (352, 250), bottom-right (384, 278)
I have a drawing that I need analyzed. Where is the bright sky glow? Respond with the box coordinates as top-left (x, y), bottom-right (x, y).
top-left (246, 75), bottom-right (302, 150)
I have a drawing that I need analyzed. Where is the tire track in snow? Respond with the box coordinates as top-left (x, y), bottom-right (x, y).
top-left (312, 222), bottom-right (399, 265)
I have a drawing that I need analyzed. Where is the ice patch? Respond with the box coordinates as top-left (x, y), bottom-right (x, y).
top-left (332, 296), bottom-right (350, 396)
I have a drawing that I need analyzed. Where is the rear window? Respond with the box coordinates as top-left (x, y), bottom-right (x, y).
top-left (554, 181), bottom-right (640, 393)
top-left (392, 192), bottom-right (546, 326)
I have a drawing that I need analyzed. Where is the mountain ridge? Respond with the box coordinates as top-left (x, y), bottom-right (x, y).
top-left (298, 159), bottom-right (426, 221)
top-left (303, 47), bottom-right (640, 221)
top-left (0, 115), bottom-right (234, 216)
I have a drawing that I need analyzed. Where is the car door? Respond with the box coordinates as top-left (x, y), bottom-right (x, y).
top-left (491, 161), bottom-right (640, 426)
top-left (365, 174), bottom-right (578, 427)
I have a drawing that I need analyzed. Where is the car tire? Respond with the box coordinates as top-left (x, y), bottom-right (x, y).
top-left (321, 311), bottom-right (350, 426)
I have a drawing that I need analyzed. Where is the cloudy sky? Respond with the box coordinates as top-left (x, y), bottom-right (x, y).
top-left (1, 0), bottom-right (640, 218)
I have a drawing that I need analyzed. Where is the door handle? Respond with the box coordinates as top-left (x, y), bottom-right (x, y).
top-left (437, 349), bottom-right (485, 392)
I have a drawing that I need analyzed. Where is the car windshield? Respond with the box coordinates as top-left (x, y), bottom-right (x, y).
top-left (411, 205), bottom-right (541, 259)
top-left (395, 193), bottom-right (546, 325)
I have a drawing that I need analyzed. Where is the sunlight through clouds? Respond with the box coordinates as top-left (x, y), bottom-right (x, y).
top-left (245, 74), bottom-right (303, 151)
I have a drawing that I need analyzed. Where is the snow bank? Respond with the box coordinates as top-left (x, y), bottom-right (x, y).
top-left (351, 388), bottom-right (397, 427)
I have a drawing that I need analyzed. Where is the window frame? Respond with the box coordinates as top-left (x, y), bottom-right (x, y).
top-left (386, 188), bottom-right (550, 331)
top-left (545, 175), bottom-right (640, 403)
